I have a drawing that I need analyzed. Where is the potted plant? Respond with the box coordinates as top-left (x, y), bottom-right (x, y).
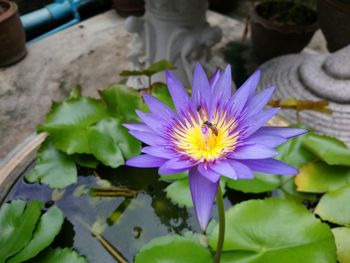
top-left (0, 0), bottom-right (26, 67)
top-left (250, 0), bottom-right (318, 62)
top-left (317, 0), bottom-right (350, 52)
top-left (113, 0), bottom-right (145, 17)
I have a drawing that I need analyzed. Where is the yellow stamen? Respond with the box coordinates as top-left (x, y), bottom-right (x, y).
top-left (172, 109), bottom-right (239, 162)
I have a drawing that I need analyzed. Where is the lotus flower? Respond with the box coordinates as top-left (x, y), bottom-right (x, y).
top-left (124, 64), bottom-right (306, 230)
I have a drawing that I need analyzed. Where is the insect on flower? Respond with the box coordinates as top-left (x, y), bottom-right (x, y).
top-left (124, 63), bottom-right (306, 230)
top-left (202, 121), bottom-right (219, 136)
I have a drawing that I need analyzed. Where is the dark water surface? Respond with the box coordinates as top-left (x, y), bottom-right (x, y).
top-left (4, 164), bottom-right (263, 262)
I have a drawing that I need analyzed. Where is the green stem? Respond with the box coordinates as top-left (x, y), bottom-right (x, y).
top-left (214, 185), bottom-right (225, 263)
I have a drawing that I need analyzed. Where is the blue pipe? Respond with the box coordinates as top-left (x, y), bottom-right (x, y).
top-left (21, 0), bottom-right (93, 44)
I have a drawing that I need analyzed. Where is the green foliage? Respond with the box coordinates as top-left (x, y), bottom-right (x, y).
top-left (257, 1), bottom-right (317, 26)
top-left (159, 171), bottom-right (188, 181)
top-left (25, 139), bottom-right (77, 189)
top-left (226, 172), bottom-right (281, 193)
top-left (303, 133), bottom-right (350, 166)
top-left (277, 131), bottom-right (316, 168)
top-left (315, 185), bottom-right (350, 226)
top-left (7, 206), bottom-right (64, 263)
top-left (30, 248), bottom-right (88, 263)
top-left (332, 227), bottom-right (350, 263)
top-left (295, 161), bottom-right (350, 193)
top-left (99, 84), bottom-right (143, 121)
top-left (88, 117), bottom-right (141, 168)
top-left (209, 198), bottom-right (336, 263)
top-left (0, 200), bottom-right (43, 263)
top-left (0, 200), bottom-right (67, 263)
top-left (165, 179), bottom-right (193, 208)
top-left (120, 59), bottom-right (176, 78)
top-left (33, 84), bottom-right (143, 188)
top-left (150, 82), bottom-right (175, 109)
top-left (38, 97), bottom-right (109, 154)
top-left (134, 235), bottom-right (212, 263)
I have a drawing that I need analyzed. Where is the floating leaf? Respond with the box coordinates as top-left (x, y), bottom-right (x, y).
top-left (25, 140), bottom-right (77, 189)
top-left (165, 179), bottom-right (193, 208)
top-left (88, 118), bottom-right (124, 168)
top-left (87, 117), bottom-right (141, 167)
top-left (7, 206), bottom-right (64, 263)
top-left (151, 82), bottom-right (175, 109)
top-left (209, 198), bottom-right (336, 263)
top-left (0, 200), bottom-right (43, 263)
top-left (277, 131), bottom-right (315, 168)
top-left (276, 175), bottom-right (317, 203)
top-left (295, 161), bottom-right (350, 193)
top-left (120, 60), bottom-right (176, 78)
top-left (99, 84), bottom-right (143, 121)
top-left (134, 235), bottom-right (212, 263)
top-left (315, 184), bottom-right (350, 226)
top-left (31, 248), bottom-right (88, 263)
top-left (38, 97), bottom-right (109, 154)
top-left (268, 99), bottom-right (331, 114)
top-left (226, 172), bottom-right (281, 193)
top-left (332, 227), bottom-right (350, 263)
top-left (73, 154), bottom-right (99, 169)
top-left (159, 171), bottom-right (188, 181)
top-left (302, 133), bottom-right (350, 166)
top-left (110, 118), bottom-right (141, 160)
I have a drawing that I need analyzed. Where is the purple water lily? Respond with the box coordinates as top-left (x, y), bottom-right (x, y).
top-left (124, 64), bottom-right (306, 230)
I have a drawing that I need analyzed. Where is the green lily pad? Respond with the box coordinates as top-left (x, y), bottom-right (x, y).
top-left (88, 118), bottom-right (125, 168)
top-left (151, 83), bottom-right (175, 109)
top-left (73, 154), bottom-right (99, 169)
top-left (159, 171), bottom-right (188, 181)
top-left (332, 227), bottom-right (350, 263)
top-left (209, 198), bottom-right (336, 263)
top-left (38, 97), bottom-right (109, 154)
top-left (295, 161), bottom-right (350, 193)
top-left (134, 235), bottom-right (212, 263)
top-left (226, 172), bottom-right (281, 193)
top-left (99, 84), bottom-right (143, 121)
top-left (275, 175), bottom-right (317, 203)
top-left (277, 132), bottom-right (315, 168)
top-left (302, 133), bottom-right (350, 166)
top-left (165, 179), bottom-right (193, 208)
top-left (0, 200), bottom-right (43, 263)
top-left (87, 117), bottom-right (140, 167)
top-left (7, 206), bottom-right (64, 263)
top-left (25, 139), bottom-right (77, 189)
top-left (315, 184), bottom-right (350, 226)
top-left (31, 248), bottom-right (88, 263)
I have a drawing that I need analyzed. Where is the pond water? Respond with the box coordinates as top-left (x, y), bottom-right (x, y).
top-left (4, 164), bottom-right (265, 262)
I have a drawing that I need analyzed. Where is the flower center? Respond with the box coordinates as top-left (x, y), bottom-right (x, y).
top-left (171, 109), bottom-right (239, 162)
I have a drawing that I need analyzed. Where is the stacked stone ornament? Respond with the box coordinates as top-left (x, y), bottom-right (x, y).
top-left (259, 45), bottom-right (350, 146)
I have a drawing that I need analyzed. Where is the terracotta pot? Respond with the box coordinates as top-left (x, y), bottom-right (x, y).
top-left (250, 1), bottom-right (318, 62)
top-left (0, 0), bottom-right (26, 67)
top-left (113, 0), bottom-right (145, 17)
top-left (317, 0), bottom-right (350, 52)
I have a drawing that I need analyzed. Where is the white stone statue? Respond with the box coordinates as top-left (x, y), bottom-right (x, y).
top-left (125, 0), bottom-right (222, 86)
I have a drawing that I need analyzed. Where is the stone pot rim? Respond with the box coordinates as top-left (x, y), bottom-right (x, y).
top-left (250, 1), bottom-right (318, 34)
top-left (0, 0), bottom-right (17, 24)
